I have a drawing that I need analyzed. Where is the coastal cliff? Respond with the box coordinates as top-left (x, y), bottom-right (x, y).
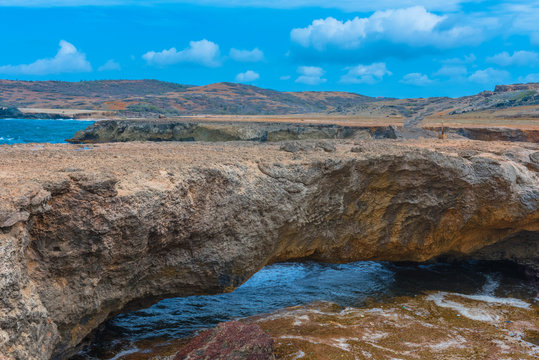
top-left (67, 120), bottom-right (539, 144)
top-left (67, 120), bottom-right (399, 143)
top-left (0, 139), bottom-right (538, 359)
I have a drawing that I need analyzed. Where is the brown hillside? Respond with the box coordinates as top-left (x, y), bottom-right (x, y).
top-left (0, 80), bottom-right (538, 125)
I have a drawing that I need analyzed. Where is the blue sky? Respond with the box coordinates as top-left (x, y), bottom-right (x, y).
top-left (0, 0), bottom-right (538, 98)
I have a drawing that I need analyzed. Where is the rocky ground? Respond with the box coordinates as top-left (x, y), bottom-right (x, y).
top-left (0, 139), bottom-right (538, 359)
top-left (66, 119), bottom-right (539, 144)
top-left (251, 294), bottom-right (538, 360)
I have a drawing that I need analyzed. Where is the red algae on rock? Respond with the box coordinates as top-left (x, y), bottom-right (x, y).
top-left (173, 321), bottom-right (274, 360)
top-left (246, 292), bottom-right (538, 360)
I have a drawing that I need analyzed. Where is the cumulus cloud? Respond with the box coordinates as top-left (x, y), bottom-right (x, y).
top-left (0, 40), bottom-right (91, 75)
top-left (142, 39), bottom-right (221, 67)
top-left (292, 17), bottom-right (370, 50)
top-left (295, 66), bottom-right (326, 85)
top-left (290, 6), bottom-right (479, 51)
top-left (97, 59), bottom-right (121, 71)
top-left (441, 54), bottom-right (476, 64)
top-left (519, 73), bottom-right (539, 83)
top-left (229, 48), bottom-right (264, 62)
top-left (487, 51), bottom-right (539, 67)
top-left (502, 3), bottom-right (539, 45)
top-left (340, 63), bottom-right (391, 84)
top-left (434, 65), bottom-right (467, 77)
top-left (235, 70), bottom-right (260, 82)
top-left (468, 68), bottom-right (510, 84)
top-left (400, 73), bottom-right (433, 86)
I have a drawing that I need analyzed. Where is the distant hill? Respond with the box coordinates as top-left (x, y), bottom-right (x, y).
top-left (0, 79), bottom-right (376, 116)
top-left (0, 79), bottom-right (538, 123)
top-left (342, 82), bottom-right (539, 126)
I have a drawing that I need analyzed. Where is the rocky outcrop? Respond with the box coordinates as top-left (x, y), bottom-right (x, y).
top-left (0, 106), bottom-right (68, 120)
top-left (67, 120), bottom-right (539, 144)
top-left (173, 322), bottom-right (274, 360)
top-left (0, 139), bottom-right (538, 359)
top-left (67, 120), bottom-right (400, 143)
top-left (425, 126), bottom-right (539, 143)
top-left (494, 83), bottom-right (539, 93)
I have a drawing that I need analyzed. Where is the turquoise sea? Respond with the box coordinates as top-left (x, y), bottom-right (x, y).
top-left (0, 119), bottom-right (94, 144)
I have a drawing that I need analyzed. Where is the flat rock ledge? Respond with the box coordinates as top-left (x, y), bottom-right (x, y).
top-left (0, 139), bottom-right (538, 359)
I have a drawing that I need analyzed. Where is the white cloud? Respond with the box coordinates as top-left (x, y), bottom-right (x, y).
top-left (0, 40), bottom-right (91, 75)
top-left (468, 68), bottom-right (510, 84)
top-left (441, 54), bottom-right (476, 64)
top-left (235, 70), bottom-right (260, 82)
top-left (340, 63), bottom-right (391, 84)
top-left (502, 3), bottom-right (539, 44)
top-left (97, 59), bottom-right (121, 71)
top-left (434, 65), bottom-right (467, 77)
top-left (295, 66), bottom-right (326, 85)
top-left (290, 6), bottom-right (480, 51)
top-left (0, 1), bottom-right (483, 12)
top-left (487, 50), bottom-right (539, 67)
top-left (229, 48), bottom-right (264, 62)
top-left (292, 16), bottom-right (370, 50)
top-left (142, 39), bottom-right (221, 67)
top-left (400, 73), bottom-right (433, 86)
top-left (518, 73), bottom-right (539, 83)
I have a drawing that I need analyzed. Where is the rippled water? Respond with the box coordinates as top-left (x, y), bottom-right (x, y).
top-left (73, 260), bottom-right (536, 359)
top-left (0, 119), bottom-right (93, 144)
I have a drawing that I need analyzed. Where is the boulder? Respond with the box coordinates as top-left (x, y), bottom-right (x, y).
top-left (173, 322), bottom-right (274, 360)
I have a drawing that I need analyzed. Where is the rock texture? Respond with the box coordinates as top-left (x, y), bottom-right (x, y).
top-left (173, 321), bottom-right (274, 360)
top-left (0, 107), bottom-right (66, 120)
top-left (67, 120), bottom-right (539, 144)
top-left (248, 295), bottom-right (538, 359)
top-left (0, 139), bottom-right (538, 359)
top-left (425, 126), bottom-right (539, 143)
top-left (67, 120), bottom-right (400, 143)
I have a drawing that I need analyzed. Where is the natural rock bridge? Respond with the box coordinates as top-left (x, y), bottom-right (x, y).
top-left (0, 139), bottom-right (537, 359)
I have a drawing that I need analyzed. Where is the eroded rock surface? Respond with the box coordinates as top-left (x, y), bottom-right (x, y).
top-left (66, 120), bottom-right (400, 144)
top-left (66, 120), bottom-right (539, 144)
top-left (0, 139), bottom-right (538, 359)
top-left (248, 293), bottom-right (538, 359)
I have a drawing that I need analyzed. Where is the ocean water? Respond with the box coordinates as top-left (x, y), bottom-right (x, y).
top-left (0, 119), bottom-right (93, 144)
top-left (74, 260), bottom-right (536, 359)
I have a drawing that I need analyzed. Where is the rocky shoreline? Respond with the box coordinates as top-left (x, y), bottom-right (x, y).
top-left (250, 292), bottom-right (539, 359)
top-left (73, 259), bottom-right (538, 360)
top-left (66, 120), bottom-right (539, 144)
top-left (0, 139), bottom-right (537, 359)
